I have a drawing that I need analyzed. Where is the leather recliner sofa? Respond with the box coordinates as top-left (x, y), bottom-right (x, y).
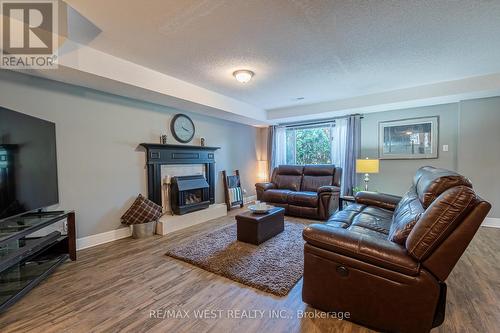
top-left (302, 166), bottom-right (491, 333)
top-left (255, 165), bottom-right (342, 220)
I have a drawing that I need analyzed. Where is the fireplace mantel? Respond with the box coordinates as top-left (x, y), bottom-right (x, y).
top-left (139, 143), bottom-right (220, 207)
top-left (140, 143), bottom-right (221, 152)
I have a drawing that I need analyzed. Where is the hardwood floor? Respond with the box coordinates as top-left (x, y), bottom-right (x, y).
top-left (1, 209), bottom-right (499, 333)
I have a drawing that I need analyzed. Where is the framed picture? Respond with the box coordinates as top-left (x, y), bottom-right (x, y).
top-left (379, 116), bottom-right (439, 159)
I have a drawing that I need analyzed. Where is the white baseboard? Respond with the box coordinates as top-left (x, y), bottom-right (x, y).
top-left (77, 227), bottom-right (132, 250)
top-left (75, 213), bottom-right (499, 250)
top-left (482, 217), bottom-right (500, 228)
top-left (76, 200), bottom-right (250, 250)
top-left (244, 195), bottom-right (257, 204)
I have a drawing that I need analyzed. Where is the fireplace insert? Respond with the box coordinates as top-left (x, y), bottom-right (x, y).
top-left (170, 175), bottom-right (210, 215)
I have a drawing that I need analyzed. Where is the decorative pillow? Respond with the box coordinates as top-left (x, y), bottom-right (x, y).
top-left (388, 187), bottom-right (424, 245)
top-left (121, 194), bottom-right (162, 225)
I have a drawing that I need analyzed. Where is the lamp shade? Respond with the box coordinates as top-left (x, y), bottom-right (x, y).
top-left (257, 160), bottom-right (268, 181)
top-left (356, 158), bottom-right (380, 174)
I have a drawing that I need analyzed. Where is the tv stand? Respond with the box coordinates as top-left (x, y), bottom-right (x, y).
top-left (24, 210), bottom-right (67, 218)
top-left (0, 211), bottom-right (76, 312)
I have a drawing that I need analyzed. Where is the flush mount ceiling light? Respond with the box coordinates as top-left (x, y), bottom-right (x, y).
top-left (233, 70), bottom-right (254, 83)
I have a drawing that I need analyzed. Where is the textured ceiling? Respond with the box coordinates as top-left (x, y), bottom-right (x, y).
top-left (66, 0), bottom-right (500, 110)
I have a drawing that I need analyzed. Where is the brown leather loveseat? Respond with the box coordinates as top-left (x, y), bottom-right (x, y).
top-left (255, 165), bottom-right (342, 220)
top-left (302, 166), bottom-right (491, 333)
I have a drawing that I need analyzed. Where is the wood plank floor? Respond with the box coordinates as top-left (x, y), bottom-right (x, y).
top-left (1, 208), bottom-right (499, 333)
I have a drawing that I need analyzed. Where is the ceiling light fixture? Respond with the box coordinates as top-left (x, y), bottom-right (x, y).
top-left (233, 70), bottom-right (254, 83)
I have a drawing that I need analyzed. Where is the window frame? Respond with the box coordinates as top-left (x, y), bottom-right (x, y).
top-left (285, 121), bottom-right (335, 165)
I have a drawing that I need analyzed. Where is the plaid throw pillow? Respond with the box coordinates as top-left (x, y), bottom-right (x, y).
top-left (121, 194), bottom-right (162, 225)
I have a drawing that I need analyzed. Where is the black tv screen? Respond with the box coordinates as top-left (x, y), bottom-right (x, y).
top-left (0, 107), bottom-right (59, 220)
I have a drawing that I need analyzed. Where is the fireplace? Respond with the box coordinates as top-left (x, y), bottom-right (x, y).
top-left (139, 143), bottom-right (220, 214)
top-left (140, 143), bottom-right (226, 235)
top-left (170, 175), bottom-right (210, 215)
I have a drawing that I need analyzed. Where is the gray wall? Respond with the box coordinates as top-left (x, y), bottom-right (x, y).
top-left (261, 99), bottom-right (498, 218)
top-left (1, 68), bottom-right (498, 233)
top-left (0, 70), bottom-right (261, 238)
top-left (360, 99), bottom-right (499, 218)
top-left (458, 97), bottom-right (500, 217)
top-left (360, 103), bottom-right (459, 195)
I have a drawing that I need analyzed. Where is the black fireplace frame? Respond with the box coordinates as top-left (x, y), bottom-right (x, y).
top-left (139, 143), bottom-right (220, 207)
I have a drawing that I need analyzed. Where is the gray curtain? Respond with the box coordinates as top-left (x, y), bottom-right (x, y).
top-left (343, 115), bottom-right (361, 195)
top-left (267, 125), bottom-right (275, 178)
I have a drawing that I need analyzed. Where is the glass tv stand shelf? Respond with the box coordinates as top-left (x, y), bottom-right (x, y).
top-left (0, 211), bottom-right (76, 313)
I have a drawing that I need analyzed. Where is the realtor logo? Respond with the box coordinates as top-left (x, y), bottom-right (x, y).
top-left (1, 0), bottom-right (58, 68)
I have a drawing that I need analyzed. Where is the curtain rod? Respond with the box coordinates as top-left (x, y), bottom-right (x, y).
top-left (278, 114), bottom-right (364, 128)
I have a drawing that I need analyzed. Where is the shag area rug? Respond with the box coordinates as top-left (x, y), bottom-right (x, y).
top-left (165, 221), bottom-right (308, 296)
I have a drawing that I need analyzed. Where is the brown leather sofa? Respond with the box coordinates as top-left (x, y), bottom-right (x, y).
top-left (302, 166), bottom-right (491, 333)
top-left (255, 165), bottom-right (342, 220)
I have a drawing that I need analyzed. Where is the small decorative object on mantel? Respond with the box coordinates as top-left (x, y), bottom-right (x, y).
top-left (379, 116), bottom-right (439, 159)
top-left (160, 134), bottom-right (167, 145)
top-left (223, 170), bottom-right (244, 211)
top-left (121, 194), bottom-right (163, 238)
top-left (200, 137), bottom-right (205, 147)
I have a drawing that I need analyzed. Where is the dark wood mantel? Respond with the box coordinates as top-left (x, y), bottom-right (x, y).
top-left (140, 143), bottom-right (221, 152)
top-left (139, 143), bottom-right (221, 206)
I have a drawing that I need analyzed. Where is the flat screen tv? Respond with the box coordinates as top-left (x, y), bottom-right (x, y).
top-left (0, 106), bottom-right (58, 221)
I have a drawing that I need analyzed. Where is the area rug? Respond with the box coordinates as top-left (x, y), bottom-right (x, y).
top-left (165, 221), bottom-right (308, 296)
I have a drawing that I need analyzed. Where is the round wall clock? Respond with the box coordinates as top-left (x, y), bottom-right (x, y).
top-left (170, 114), bottom-right (195, 143)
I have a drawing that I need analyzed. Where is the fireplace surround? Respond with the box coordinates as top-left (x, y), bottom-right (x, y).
top-left (139, 143), bottom-right (220, 210)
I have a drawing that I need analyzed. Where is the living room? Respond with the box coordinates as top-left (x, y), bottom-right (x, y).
top-left (0, 1), bottom-right (499, 332)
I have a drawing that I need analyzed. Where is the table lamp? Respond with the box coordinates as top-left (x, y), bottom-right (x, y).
top-left (356, 158), bottom-right (380, 191)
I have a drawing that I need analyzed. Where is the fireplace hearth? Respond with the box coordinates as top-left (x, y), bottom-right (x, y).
top-left (170, 175), bottom-right (210, 215)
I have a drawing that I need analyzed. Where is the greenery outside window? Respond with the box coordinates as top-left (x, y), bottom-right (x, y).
top-left (285, 123), bottom-right (334, 165)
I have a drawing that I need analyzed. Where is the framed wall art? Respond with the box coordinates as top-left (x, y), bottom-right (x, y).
top-left (379, 116), bottom-right (439, 159)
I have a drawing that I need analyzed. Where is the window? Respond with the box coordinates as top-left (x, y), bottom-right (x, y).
top-left (285, 123), bottom-right (334, 165)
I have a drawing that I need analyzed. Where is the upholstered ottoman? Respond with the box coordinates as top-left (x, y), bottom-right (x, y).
top-left (235, 207), bottom-right (285, 245)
